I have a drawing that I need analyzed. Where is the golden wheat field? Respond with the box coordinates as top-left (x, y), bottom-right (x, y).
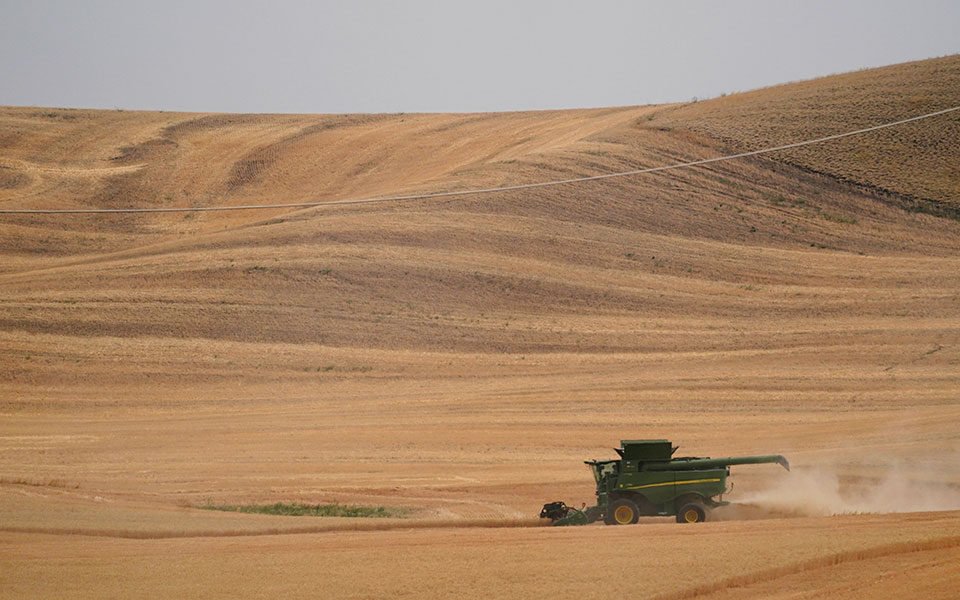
top-left (2, 55), bottom-right (960, 599)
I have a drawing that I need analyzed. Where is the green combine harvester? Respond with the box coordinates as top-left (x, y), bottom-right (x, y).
top-left (540, 439), bottom-right (789, 525)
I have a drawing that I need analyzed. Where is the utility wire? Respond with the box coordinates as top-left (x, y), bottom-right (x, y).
top-left (1, 104), bottom-right (957, 216)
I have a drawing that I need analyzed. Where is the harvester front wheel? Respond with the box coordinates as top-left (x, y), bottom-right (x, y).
top-left (677, 502), bottom-right (707, 524)
top-left (606, 498), bottom-right (640, 525)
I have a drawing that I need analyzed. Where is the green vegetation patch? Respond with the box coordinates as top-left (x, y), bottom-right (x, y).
top-left (200, 502), bottom-right (406, 518)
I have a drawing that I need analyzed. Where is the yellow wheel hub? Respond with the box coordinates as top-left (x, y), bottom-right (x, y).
top-left (614, 505), bottom-right (634, 524)
top-left (683, 509), bottom-right (700, 523)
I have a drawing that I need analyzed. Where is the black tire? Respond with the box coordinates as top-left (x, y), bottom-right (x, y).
top-left (676, 502), bottom-right (707, 524)
top-left (605, 498), bottom-right (641, 525)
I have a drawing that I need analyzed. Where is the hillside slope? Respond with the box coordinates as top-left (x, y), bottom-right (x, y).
top-left (1, 57), bottom-right (959, 356)
top-left (660, 54), bottom-right (960, 214)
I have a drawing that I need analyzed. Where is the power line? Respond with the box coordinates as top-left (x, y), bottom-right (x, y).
top-left (1, 105), bottom-right (958, 216)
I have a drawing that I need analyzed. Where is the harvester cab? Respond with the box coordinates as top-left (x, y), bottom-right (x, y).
top-left (541, 439), bottom-right (789, 526)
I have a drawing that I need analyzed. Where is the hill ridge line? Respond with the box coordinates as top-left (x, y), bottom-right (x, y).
top-left (3, 104), bottom-right (957, 216)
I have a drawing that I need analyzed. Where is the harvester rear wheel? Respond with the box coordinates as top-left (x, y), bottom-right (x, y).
top-left (606, 498), bottom-right (640, 525)
top-left (677, 502), bottom-right (707, 524)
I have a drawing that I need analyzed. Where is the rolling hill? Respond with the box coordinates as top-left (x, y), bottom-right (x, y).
top-left (1, 55), bottom-right (959, 599)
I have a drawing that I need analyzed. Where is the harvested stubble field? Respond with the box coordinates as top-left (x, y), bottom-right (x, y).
top-left (2, 55), bottom-right (960, 599)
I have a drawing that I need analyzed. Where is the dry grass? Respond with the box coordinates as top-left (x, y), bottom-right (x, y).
top-left (1, 56), bottom-right (960, 598)
top-left (657, 533), bottom-right (960, 600)
top-left (3, 513), bottom-right (960, 599)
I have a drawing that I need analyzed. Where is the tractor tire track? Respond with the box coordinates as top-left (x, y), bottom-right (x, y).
top-left (0, 517), bottom-right (546, 540)
top-left (655, 534), bottom-right (960, 600)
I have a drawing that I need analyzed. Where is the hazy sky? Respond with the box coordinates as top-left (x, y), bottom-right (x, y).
top-left (2, 0), bottom-right (958, 114)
